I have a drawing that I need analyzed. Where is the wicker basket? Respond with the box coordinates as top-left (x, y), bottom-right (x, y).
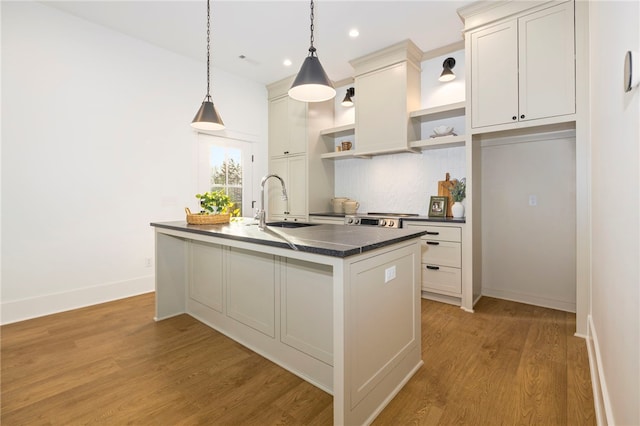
top-left (185, 208), bottom-right (230, 225)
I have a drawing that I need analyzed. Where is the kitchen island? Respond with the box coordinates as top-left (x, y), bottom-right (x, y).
top-left (151, 218), bottom-right (426, 425)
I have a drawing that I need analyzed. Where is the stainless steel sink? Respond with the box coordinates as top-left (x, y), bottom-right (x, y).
top-left (266, 222), bottom-right (318, 229)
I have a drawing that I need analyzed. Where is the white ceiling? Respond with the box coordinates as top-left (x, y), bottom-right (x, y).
top-left (44, 1), bottom-right (472, 86)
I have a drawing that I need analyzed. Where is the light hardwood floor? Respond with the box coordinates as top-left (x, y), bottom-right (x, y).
top-left (1, 293), bottom-right (595, 425)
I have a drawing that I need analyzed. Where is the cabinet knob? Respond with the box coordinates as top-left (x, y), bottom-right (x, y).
top-left (520, 114), bottom-right (525, 119)
top-left (512, 116), bottom-right (517, 121)
top-left (284, 151), bottom-right (289, 155)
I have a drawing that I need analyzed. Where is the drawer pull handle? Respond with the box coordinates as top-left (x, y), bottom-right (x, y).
top-left (426, 265), bottom-right (440, 270)
top-left (425, 231), bottom-right (440, 235)
top-left (426, 241), bottom-right (440, 245)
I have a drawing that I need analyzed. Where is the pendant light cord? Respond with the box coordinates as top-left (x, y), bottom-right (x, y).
top-left (205, 0), bottom-right (211, 100)
top-left (308, 0), bottom-right (316, 57)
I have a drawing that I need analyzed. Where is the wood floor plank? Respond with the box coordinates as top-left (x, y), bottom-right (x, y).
top-left (1, 293), bottom-right (595, 425)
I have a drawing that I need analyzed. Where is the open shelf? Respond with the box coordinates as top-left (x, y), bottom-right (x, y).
top-left (410, 101), bottom-right (466, 121)
top-left (409, 135), bottom-right (466, 150)
top-left (320, 123), bottom-right (356, 138)
top-left (320, 150), bottom-right (371, 160)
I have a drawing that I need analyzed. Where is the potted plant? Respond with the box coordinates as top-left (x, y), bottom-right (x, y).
top-left (450, 178), bottom-right (466, 218)
top-left (185, 190), bottom-right (238, 224)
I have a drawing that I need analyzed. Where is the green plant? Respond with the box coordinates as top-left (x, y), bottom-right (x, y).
top-left (195, 190), bottom-right (237, 215)
top-left (450, 178), bottom-right (466, 202)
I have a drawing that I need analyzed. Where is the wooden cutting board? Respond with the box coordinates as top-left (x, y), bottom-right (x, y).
top-left (438, 173), bottom-right (457, 218)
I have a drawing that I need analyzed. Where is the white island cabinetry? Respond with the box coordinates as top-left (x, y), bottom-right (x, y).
top-left (152, 221), bottom-right (424, 425)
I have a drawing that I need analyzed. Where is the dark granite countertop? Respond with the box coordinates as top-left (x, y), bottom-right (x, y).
top-left (309, 212), bottom-right (346, 218)
top-left (401, 216), bottom-right (466, 224)
top-left (309, 212), bottom-right (465, 224)
top-left (150, 218), bottom-right (427, 258)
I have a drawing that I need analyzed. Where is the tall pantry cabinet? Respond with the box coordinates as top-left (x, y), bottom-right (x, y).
top-left (459, 0), bottom-right (584, 317)
top-left (266, 77), bottom-right (334, 222)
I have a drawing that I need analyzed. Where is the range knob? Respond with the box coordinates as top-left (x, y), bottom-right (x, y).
top-left (388, 220), bottom-right (395, 227)
top-left (379, 219), bottom-right (387, 226)
top-left (346, 217), bottom-right (355, 225)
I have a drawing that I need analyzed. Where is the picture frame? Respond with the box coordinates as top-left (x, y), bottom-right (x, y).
top-left (428, 196), bottom-right (448, 218)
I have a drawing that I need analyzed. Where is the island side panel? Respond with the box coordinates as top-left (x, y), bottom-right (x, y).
top-left (184, 239), bottom-right (335, 393)
top-left (337, 240), bottom-right (424, 426)
top-left (154, 231), bottom-right (188, 320)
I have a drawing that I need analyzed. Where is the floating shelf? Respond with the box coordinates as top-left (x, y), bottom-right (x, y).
top-left (409, 135), bottom-right (466, 150)
top-left (410, 101), bottom-right (466, 121)
top-left (320, 123), bottom-right (356, 138)
top-left (320, 150), bottom-right (371, 160)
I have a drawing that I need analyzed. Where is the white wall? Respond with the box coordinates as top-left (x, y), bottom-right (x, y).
top-left (480, 132), bottom-right (576, 312)
top-left (333, 50), bottom-right (466, 214)
top-left (0, 1), bottom-right (268, 324)
top-left (588, 1), bottom-right (640, 424)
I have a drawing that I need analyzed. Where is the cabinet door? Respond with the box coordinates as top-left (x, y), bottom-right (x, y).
top-left (286, 155), bottom-right (307, 217)
top-left (269, 97), bottom-right (307, 157)
top-left (356, 62), bottom-right (408, 152)
top-left (288, 99), bottom-right (308, 155)
top-left (188, 240), bottom-right (223, 312)
top-left (268, 97), bottom-right (288, 157)
top-left (518, 2), bottom-right (575, 121)
top-left (471, 20), bottom-right (519, 128)
top-left (268, 157), bottom-right (288, 217)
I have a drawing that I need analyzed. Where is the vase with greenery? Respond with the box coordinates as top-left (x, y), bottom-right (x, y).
top-left (450, 178), bottom-right (466, 218)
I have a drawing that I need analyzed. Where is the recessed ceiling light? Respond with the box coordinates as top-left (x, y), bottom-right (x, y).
top-left (349, 29), bottom-right (359, 38)
top-left (283, 59), bottom-right (292, 67)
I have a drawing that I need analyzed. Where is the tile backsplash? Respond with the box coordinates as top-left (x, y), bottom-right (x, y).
top-left (333, 146), bottom-right (466, 215)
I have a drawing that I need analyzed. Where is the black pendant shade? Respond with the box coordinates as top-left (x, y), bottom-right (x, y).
top-left (191, 0), bottom-right (225, 131)
top-left (289, 53), bottom-right (336, 102)
top-left (288, 0), bottom-right (335, 102)
top-left (191, 98), bottom-right (225, 131)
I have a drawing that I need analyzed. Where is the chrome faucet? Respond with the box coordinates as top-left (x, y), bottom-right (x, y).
top-left (256, 174), bottom-right (288, 230)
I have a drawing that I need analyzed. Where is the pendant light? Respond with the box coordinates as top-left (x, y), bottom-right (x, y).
top-left (288, 0), bottom-right (336, 102)
top-left (191, 0), bottom-right (225, 131)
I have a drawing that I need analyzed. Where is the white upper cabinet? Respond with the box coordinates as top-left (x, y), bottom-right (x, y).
top-left (518, 3), bottom-right (575, 121)
top-left (470, 20), bottom-right (519, 128)
top-left (266, 76), bottom-right (335, 220)
top-left (268, 96), bottom-right (308, 157)
top-left (350, 40), bottom-right (421, 155)
top-left (467, 1), bottom-right (575, 130)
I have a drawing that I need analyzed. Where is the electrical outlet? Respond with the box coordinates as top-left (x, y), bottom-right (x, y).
top-left (529, 195), bottom-right (537, 206)
top-left (385, 266), bottom-right (396, 283)
top-left (145, 257), bottom-right (152, 268)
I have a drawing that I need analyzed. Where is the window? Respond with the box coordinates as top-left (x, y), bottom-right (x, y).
top-left (198, 134), bottom-right (253, 217)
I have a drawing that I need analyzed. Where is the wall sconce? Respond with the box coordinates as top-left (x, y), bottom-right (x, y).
top-left (439, 57), bottom-right (456, 82)
top-left (341, 87), bottom-right (355, 107)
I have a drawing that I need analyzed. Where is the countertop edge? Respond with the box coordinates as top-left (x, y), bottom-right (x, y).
top-left (150, 221), bottom-right (427, 258)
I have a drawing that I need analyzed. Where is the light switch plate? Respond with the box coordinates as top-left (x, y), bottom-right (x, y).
top-left (385, 266), bottom-right (396, 283)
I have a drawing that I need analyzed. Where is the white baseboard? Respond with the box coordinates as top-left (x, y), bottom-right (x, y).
top-left (1, 275), bottom-right (154, 325)
top-left (481, 287), bottom-right (576, 312)
top-left (587, 315), bottom-right (613, 426)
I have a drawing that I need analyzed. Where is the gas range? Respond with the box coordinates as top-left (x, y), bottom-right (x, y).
top-left (344, 212), bottom-right (419, 228)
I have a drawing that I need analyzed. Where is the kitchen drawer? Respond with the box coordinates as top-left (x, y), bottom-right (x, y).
top-left (420, 226), bottom-right (461, 242)
top-left (421, 265), bottom-right (462, 295)
top-left (421, 241), bottom-right (461, 268)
